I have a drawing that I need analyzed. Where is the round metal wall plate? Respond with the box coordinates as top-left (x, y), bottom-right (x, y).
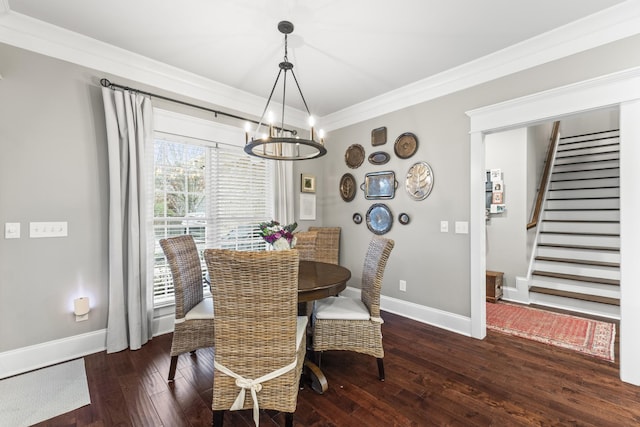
top-left (366, 203), bottom-right (393, 235)
top-left (345, 144), bottom-right (365, 169)
top-left (394, 132), bottom-right (418, 159)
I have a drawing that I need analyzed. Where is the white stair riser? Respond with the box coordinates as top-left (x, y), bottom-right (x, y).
top-left (559, 132), bottom-right (619, 144)
top-left (533, 261), bottom-right (620, 280)
top-left (536, 246), bottom-right (620, 263)
top-left (552, 168), bottom-right (619, 181)
top-left (550, 177), bottom-right (619, 190)
top-left (528, 292), bottom-right (620, 319)
top-left (553, 159), bottom-right (619, 173)
top-left (557, 138), bottom-right (619, 152)
top-left (555, 152), bottom-right (619, 165)
top-left (545, 198), bottom-right (618, 210)
top-left (548, 187), bottom-right (619, 199)
top-left (530, 277), bottom-right (620, 298)
top-left (557, 143), bottom-right (619, 157)
top-left (538, 233), bottom-right (619, 247)
top-left (540, 221), bottom-right (619, 234)
top-left (543, 209), bottom-right (619, 221)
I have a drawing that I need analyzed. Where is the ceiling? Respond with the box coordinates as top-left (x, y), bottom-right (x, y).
top-left (4, 0), bottom-right (629, 118)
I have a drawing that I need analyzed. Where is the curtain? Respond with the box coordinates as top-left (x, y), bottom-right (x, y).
top-left (102, 87), bottom-right (154, 353)
top-left (273, 144), bottom-right (295, 225)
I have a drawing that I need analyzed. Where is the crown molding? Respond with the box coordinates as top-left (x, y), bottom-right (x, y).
top-left (0, 11), bottom-right (310, 128)
top-left (1, 2), bottom-right (639, 132)
top-left (321, 0), bottom-right (640, 131)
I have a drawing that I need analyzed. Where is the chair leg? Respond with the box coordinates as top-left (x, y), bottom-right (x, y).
top-left (168, 355), bottom-right (179, 381)
top-left (377, 357), bottom-right (385, 381)
top-left (212, 410), bottom-right (224, 426)
top-left (285, 412), bottom-right (294, 427)
top-left (315, 351), bottom-right (322, 368)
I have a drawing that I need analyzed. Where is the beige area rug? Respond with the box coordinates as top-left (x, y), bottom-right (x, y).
top-left (0, 358), bottom-right (91, 426)
top-left (486, 302), bottom-right (615, 362)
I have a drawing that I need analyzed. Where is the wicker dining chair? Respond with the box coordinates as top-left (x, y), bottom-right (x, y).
top-left (307, 227), bottom-right (341, 264)
top-left (294, 230), bottom-right (318, 261)
top-left (312, 236), bottom-right (394, 380)
top-left (204, 249), bottom-right (307, 427)
top-left (160, 235), bottom-right (214, 381)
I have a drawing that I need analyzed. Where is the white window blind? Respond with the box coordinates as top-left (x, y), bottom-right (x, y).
top-left (151, 129), bottom-right (273, 305)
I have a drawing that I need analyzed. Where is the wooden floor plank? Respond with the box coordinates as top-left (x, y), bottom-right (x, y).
top-left (33, 310), bottom-right (640, 426)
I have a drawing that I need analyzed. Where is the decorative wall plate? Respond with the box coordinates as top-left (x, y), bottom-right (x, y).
top-left (360, 171), bottom-right (397, 200)
top-left (394, 132), bottom-right (418, 159)
top-left (399, 213), bottom-right (410, 225)
top-left (405, 161), bottom-right (434, 201)
top-left (345, 144), bottom-right (365, 169)
top-left (368, 151), bottom-right (390, 165)
top-left (366, 203), bottom-right (393, 235)
top-left (371, 127), bottom-right (387, 146)
top-left (339, 173), bottom-right (357, 202)
top-left (353, 213), bottom-right (362, 224)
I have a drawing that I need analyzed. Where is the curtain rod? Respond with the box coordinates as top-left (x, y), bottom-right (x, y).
top-left (99, 78), bottom-right (296, 135)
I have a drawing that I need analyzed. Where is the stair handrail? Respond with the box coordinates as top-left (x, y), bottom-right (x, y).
top-left (527, 121), bottom-right (560, 230)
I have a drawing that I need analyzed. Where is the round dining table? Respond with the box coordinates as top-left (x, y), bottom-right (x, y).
top-left (298, 260), bottom-right (351, 302)
top-left (297, 260), bottom-right (351, 394)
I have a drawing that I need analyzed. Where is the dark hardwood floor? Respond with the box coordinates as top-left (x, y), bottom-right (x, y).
top-left (34, 311), bottom-right (640, 427)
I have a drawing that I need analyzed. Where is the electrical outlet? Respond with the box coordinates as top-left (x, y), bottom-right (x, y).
top-left (440, 221), bottom-right (449, 233)
top-left (399, 280), bottom-right (407, 292)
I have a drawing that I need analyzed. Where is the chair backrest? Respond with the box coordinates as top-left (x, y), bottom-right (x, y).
top-left (160, 235), bottom-right (203, 319)
top-left (308, 227), bottom-right (341, 264)
top-left (361, 236), bottom-right (395, 318)
top-left (204, 249), bottom-right (300, 410)
top-left (294, 230), bottom-right (318, 261)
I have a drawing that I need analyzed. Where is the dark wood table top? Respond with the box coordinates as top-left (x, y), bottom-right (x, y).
top-left (298, 260), bottom-right (351, 302)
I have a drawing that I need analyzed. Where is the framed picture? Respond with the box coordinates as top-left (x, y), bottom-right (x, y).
top-left (299, 193), bottom-right (316, 220)
top-left (301, 173), bottom-right (316, 193)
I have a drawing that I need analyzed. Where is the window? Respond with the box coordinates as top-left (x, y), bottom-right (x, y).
top-left (150, 110), bottom-right (274, 305)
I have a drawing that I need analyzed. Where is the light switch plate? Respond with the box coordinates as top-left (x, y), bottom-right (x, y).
top-left (440, 221), bottom-right (449, 233)
top-left (30, 221), bottom-right (68, 238)
top-left (455, 221), bottom-right (469, 234)
top-left (5, 223), bottom-right (20, 239)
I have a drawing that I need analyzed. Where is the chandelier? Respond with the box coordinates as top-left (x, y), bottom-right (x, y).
top-left (244, 21), bottom-right (327, 160)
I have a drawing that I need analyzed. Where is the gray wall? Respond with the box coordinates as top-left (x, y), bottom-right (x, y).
top-left (485, 128), bottom-right (528, 288)
top-left (2, 33), bottom-right (640, 352)
top-left (0, 43), bottom-right (109, 351)
top-left (323, 34), bottom-right (640, 317)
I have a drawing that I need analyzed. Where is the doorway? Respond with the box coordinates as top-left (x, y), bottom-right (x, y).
top-left (466, 67), bottom-right (640, 385)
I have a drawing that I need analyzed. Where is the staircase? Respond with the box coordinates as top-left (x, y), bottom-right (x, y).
top-left (529, 129), bottom-right (620, 319)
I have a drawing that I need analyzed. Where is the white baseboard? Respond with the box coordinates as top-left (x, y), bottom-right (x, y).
top-left (341, 287), bottom-right (473, 337)
top-left (1, 292), bottom-right (471, 379)
top-left (0, 309), bottom-right (177, 379)
top-left (0, 329), bottom-right (107, 380)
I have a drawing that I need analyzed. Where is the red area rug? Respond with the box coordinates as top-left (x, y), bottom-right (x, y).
top-left (486, 302), bottom-right (615, 362)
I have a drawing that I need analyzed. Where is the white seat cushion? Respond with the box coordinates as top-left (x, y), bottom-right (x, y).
top-left (296, 316), bottom-right (308, 349)
top-left (314, 295), bottom-right (370, 320)
top-left (184, 296), bottom-right (214, 320)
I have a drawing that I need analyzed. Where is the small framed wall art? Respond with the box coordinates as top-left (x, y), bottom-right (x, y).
top-left (301, 173), bottom-right (316, 193)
